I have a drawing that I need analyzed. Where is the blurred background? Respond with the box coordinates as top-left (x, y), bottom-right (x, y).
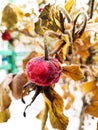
top-left (0, 0), bottom-right (98, 130)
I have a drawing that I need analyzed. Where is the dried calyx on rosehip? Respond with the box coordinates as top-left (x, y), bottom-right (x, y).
top-left (1, 30), bottom-right (12, 41)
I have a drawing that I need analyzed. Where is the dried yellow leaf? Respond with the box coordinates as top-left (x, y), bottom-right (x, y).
top-left (95, 17), bottom-right (98, 22)
top-left (81, 80), bottom-right (97, 94)
top-left (38, 4), bottom-right (61, 32)
top-left (65, 0), bottom-right (74, 13)
top-left (37, 0), bottom-right (46, 5)
top-left (92, 87), bottom-right (98, 96)
top-left (35, 19), bottom-right (46, 35)
top-left (85, 101), bottom-right (98, 117)
top-left (91, 42), bottom-right (98, 51)
top-left (91, 87), bottom-right (98, 102)
top-left (59, 34), bottom-right (71, 62)
top-left (39, 4), bottom-right (53, 21)
top-left (44, 88), bottom-right (68, 130)
top-left (61, 84), bottom-right (69, 99)
top-left (61, 84), bottom-right (68, 92)
top-left (0, 108), bottom-right (10, 123)
top-left (56, 44), bottom-right (69, 63)
top-left (75, 34), bottom-right (91, 63)
top-left (62, 65), bottom-right (84, 81)
top-left (2, 3), bottom-right (24, 29)
top-left (65, 93), bottom-right (75, 110)
top-left (36, 110), bottom-right (44, 120)
top-left (54, 34), bottom-right (72, 63)
top-left (24, 13), bottom-right (31, 17)
top-left (23, 21), bottom-right (34, 33)
top-left (92, 94), bottom-right (98, 102)
top-left (2, 4), bottom-right (17, 29)
top-left (0, 83), bottom-right (11, 111)
top-left (13, 4), bottom-right (24, 21)
top-left (36, 103), bottom-right (48, 130)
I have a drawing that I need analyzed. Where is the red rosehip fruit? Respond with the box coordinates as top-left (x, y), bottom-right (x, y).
top-left (1, 30), bottom-right (12, 40)
top-left (26, 56), bottom-right (62, 87)
top-left (39, 8), bottom-right (43, 13)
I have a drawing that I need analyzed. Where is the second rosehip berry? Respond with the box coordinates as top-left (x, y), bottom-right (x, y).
top-left (1, 30), bottom-right (12, 41)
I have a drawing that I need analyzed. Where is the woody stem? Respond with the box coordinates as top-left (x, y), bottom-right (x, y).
top-left (44, 39), bottom-right (49, 60)
top-left (89, 0), bottom-right (95, 19)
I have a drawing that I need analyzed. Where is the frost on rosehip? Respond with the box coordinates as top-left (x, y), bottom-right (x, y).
top-left (26, 56), bottom-right (62, 87)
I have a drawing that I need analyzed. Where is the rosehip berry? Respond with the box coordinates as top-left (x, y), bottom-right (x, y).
top-left (39, 8), bottom-right (43, 13)
top-left (26, 56), bottom-right (61, 87)
top-left (1, 30), bottom-right (12, 40)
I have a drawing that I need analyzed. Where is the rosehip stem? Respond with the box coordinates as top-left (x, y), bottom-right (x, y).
top-left (44, 40), bottom-right (49, 60)
top-left (23, 87), bottom-right (42, 117)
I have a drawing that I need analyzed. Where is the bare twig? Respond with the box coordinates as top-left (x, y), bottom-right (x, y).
top-left (59, 11), bottom-right (65, 33)
top-left (59, 6), bottom-right (72, 23)
top-left (79, 96), bottom-right (87, 130)
top-left (44, 30), bottom-right (60, 39)
top-left (72, 12), bottom-right (87, 42)
top-left (96, 121), bottom-right (98, 130)
top-left (49, 41), bottom-right (66, 56)
top-left (15, 28), bottom-right (38, 38)
top-left (89, 0), bottom-right (95, 19)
